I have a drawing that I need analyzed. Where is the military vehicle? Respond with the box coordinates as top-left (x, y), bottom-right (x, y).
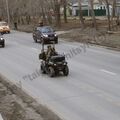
top-left (39, 43), bottom-right (69, 77)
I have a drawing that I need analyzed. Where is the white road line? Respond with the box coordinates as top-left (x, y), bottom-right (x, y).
top-left (100, 69), bottom-right (117, 76)
top-left (31, 48), bottom-right (38, 51)
top-left (0, 114), bottom-right (4, 120)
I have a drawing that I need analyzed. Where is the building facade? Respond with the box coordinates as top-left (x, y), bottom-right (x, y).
top-left (72, 0), bottom-right (112, 16)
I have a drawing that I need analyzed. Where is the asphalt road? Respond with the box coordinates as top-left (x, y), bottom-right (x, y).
top-left (0, 31), bottom-right (120, 120)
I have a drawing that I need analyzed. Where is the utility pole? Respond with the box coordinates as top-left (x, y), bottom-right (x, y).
top-left (5, 0), bottom-right (10, 25)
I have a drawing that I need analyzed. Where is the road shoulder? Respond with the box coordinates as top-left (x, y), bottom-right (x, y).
top-left (0, 74), bottom-right (62, 120)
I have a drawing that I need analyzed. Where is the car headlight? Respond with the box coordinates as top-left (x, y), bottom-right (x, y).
top-left (0, 38), bottom-right (4, 40)
top-left (55, 34), bottom-right (57, 37)
top-left (43, 34), bottom-right (48, 37)
top-left (0, 27), bottom-right (3, 30)
top-left (63, 62), bottom-right (67, 65)
top-left (6, 26), bottom-right (9, 29)
top-left (54, 64), bottom-right (57, 66)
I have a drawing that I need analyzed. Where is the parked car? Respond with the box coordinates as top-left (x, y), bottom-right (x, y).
top-left (0, 21), bottom-right (10, 34)
top-left (33, 26), bottom-right (58, 44)
top-left (0, 33), bottom-right (5, 48)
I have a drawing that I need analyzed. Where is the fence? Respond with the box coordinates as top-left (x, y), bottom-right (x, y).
top-left (76, 9), bottom-right (106, 16)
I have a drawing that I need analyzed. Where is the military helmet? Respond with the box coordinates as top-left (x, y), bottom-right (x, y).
top-left (47, 45), bottom-right (52, 49)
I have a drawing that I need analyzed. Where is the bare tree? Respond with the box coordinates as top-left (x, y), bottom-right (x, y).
top-left (63, 0), bottom-right (68, 23)
top-left (104, 0), bottom-right (111, 30)
top-left (54, 0), bottom-right (61, 27)
top-left (78, 0), bottom-right (85, 29)
top-left (111, 0), bottom-right (116, 29)
top-left (90, 0), bottom-right (97, 29)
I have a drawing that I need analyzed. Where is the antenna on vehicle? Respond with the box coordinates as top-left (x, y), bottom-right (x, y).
top-left (52, 41), bottom-right (55, 49)
top-left (41, 41), bottom-right (44, 52)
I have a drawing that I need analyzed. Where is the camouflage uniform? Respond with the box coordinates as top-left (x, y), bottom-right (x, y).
top-left (46, 45), bottom-right (57, 60)
top-left (46, 45), bottom-right (52, 60)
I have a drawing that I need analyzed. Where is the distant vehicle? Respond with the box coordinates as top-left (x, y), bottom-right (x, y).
top-left (33, 26), bottom-right (58, 44)
top-left (0, 21), bottom-right (10, 34)
top-left (0, 33), bottom-right (5, 47)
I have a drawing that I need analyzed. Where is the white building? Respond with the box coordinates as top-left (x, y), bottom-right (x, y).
top-left (72, 2), bottom-right (88, 16)
top-left (72, 0), bottom-right (112, 16)
top-left (116, 0), bottom-right (120, 16)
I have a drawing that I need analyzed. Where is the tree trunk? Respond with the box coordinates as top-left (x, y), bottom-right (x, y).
top-left (63, 0), bottom-right (67, 23)
top-left (41, 7), bottom-right (47, 25)
top-left (54, 0), bottom-right (61, 27)
top-left (105, 0), bottom-right (111, 31)
top-left (90, 0), bottom-right (97, 29)
top-left (111, 0), bottom-right (116, 30)
top-left (47, 12), bottom-right (53, 24)
top-left (78, 0), bottom-right (85, 29)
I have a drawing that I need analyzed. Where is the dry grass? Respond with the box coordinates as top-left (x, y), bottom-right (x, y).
top-left (0, 75), bottom-right (62, 120)
top-left (59, 27), bottom-right (120, 50)
top-left (17, 18), bottom-right (110, 32)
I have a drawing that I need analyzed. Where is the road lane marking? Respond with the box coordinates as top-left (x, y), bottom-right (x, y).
top-left (100, 69), bottom-right (117, 76)
top-left (32, 48), bottom-right (38, 51)
top-left (0, 114), bottom-right (4, 120)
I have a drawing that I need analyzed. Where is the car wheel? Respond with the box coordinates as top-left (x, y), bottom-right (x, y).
top-left (63, 65), bottom-right (69, 76)
top-left (48, 67), bottom-right (55, 77)
top-left (41, 65), bottom-right (46, 74)
top-left (33, 36), bottom-right (37, 43)
top-left (40, 38), bottom-right (45, 44)
top-left (55, 39), bottom-right (58, 44)
top-left (2, 43), bottom-right (5, 48)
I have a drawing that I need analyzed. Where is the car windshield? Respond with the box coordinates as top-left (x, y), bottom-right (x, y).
top-left (40, 27), bottom-right (54, 33)
top-left (0, 22), bottom-right (7, 26)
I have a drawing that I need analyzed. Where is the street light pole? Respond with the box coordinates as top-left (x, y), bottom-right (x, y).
top-left (5, 0), bottom-right (10, 25)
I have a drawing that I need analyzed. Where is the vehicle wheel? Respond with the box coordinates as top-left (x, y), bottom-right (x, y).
top-left (2, 43), bottom-right (5, 48)
top-left (63, 65), bottom-right (69, 76)
top-left (55, 39), bottom-right (58, 44)
top-left (40, 38), bottom-right (45, 44)
top-left (48, 67), bottom-right (55, 77)
top-left (41, 65), bottom-right (46, 74)
top-left (55, 70), bottom-right (59, 75)
top-left (33, 36), bottom-right (37, 43)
